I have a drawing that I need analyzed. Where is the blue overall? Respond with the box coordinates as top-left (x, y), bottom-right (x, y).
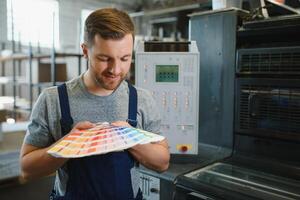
top-left (50, 82), bottom-right (143, 200)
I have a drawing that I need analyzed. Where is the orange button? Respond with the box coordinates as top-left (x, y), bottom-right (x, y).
top-left (180, 146), bottom-right (188, 152)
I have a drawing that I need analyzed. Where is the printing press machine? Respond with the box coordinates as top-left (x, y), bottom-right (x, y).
top-left (173, 9), bottom-right (300, 200)
top-left (137, 8), bottom-right (238, 200)
top-left (138, 8), bottom-right (300, 200)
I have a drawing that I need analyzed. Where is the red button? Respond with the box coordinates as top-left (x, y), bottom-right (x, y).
top-left (181, 146), bottom-right (188, 152)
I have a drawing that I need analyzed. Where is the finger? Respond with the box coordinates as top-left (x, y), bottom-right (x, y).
top-left (111, 121), bottom-right (131, 127)
top-left (73, 121), bottom-right (95, 130)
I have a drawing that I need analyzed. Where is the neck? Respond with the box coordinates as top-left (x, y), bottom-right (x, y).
top-left (82, 72), bottom-right (114, 96)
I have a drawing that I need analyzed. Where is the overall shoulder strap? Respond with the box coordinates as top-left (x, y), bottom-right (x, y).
top-left (57, 83), bottom-right (74, 135)
top-left (127, 81), bottom-right (138, 127)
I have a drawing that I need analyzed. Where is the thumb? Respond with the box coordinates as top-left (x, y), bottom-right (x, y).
top-left (73, 121), bottom-right (95, 130)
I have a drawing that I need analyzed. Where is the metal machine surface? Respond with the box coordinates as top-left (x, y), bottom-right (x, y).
top-left (174, 10), bottom-right (300, 200)
top-left (135, 41), bottom-right (200, 155)
top-left (136, 9), bottom-right (238, 200)
top-left (139, 172), bottom-right (160, 200)
top-left (181, 162), bottom-right (300, 200)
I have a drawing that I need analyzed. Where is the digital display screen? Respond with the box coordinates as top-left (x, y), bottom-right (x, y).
top-left (156, 65), bottom-right (179, 82)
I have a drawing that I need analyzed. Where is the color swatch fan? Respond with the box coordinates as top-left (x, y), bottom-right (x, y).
top-left (47, 123), bottom-right (165, 158)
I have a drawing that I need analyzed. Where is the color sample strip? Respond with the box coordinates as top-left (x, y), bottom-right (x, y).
top-left (47, 123), bottom-right (165, 158)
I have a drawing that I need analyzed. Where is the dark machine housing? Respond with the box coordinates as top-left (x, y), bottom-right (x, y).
top-left (174, 9), bottom-right (300, 200)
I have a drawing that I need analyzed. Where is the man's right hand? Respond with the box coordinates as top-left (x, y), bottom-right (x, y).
top-left (20, 121), bottom-right (95, 180)
top-left (69, 121), bottom-right (96, 135)
top-left (55, 121), bottom-right (96, 143)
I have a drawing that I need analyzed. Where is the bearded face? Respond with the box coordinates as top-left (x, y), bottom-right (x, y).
top-left (83, 34), bottom-right (133, 92)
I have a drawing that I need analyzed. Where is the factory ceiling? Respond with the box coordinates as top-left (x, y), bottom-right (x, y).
top-left (97, 0), bottom-right (211, 12)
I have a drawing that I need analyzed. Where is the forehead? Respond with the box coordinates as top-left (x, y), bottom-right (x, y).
top-left (91, 34), bottom-right (133, 55)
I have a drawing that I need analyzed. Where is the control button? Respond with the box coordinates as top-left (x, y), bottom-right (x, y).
top-left (150, 188), bottom-right (159, 193)
top-left (176, 144), bottom-right (192, 152)
top-left (162, 100), bottom-right (166, 106)
top-left (180, 146), bottom-right (188, 152)
top-left (181, 125), bottom-right (185, 131)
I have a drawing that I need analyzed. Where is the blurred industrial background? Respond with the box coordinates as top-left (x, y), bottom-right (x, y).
top-left (0, 0), bottom-right (300, 199)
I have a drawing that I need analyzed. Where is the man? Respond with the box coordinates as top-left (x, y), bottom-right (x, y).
top-left (20, 8), bottom-right (170, 200)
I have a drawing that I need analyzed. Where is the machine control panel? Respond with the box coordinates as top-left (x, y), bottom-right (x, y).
top-left (135, 41), bottom-right (200, 154)
top-left (139, 172), bottom-right (160, 200)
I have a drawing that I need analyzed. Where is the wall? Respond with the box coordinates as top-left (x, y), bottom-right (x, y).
top-left (59, 0), bottom-right (119, 53)
top-left (0, 0), bottom-right (7, 44)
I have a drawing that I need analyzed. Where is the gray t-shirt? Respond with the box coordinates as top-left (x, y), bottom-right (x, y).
top-left (24, 75), bottom-right (161, 196)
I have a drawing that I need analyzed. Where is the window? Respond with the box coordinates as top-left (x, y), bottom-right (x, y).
top-left (7, 0), bottom-right (59, 48)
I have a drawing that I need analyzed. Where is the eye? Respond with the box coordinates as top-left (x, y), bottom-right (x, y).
top-left (121, 56), bottom-right (130, 62)
top-left (97, 56), bottom-right (110, 62)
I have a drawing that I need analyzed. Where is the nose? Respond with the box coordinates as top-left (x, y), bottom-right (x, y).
top-left (108, 60), bottom-right (122, 75)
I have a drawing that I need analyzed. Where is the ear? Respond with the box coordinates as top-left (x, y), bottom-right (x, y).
top-left (81, 43), bottom-right (89, 59)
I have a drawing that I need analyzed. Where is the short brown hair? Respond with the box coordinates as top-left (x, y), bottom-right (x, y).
top-left (84, 8), bottom-right (134, 46)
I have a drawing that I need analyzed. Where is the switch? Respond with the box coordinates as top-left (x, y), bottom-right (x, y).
top-left (180, 145), bottom-right (188, 152)
top-left (176, 144), bottom-right (192, 153)
top-left (173, 97), bottom-right (177, 107)
top-left (162, 100), bottom-right (166, 106)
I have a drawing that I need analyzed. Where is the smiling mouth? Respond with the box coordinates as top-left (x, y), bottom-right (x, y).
top-left (104, 75), bottom-right (119, 80)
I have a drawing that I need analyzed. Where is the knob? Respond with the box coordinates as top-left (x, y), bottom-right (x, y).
top-left (150, 188), bottom-right (159, 193)
top-left (180, 146), bottom-right (188, 152)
